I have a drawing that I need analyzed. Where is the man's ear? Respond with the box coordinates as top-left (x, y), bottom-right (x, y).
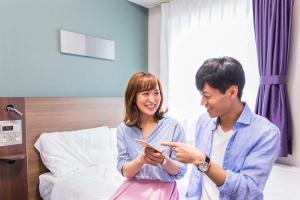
top-left (228, 85), bottom-right (238, 98)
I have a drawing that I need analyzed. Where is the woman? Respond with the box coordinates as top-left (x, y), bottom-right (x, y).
top-left (110, 72), bottom-right (187, 200)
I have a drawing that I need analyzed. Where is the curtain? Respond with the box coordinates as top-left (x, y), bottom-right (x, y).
top-left (160, 0), bottom-right (258, 120)
top-left (253, 0), bottom-right (294, 156)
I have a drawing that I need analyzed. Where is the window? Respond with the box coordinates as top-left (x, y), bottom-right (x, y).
top-left (162, 0), bottom-right (259, 120)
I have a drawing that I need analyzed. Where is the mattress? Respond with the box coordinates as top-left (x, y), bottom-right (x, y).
top-left (39, 165), bottom-right (125, 200)
top-left (178, 163), bottom-right (300, 200)
top-left (39, 163), bottom-right (300, 200)
top-left (264, 163), bottom-right (300, 200)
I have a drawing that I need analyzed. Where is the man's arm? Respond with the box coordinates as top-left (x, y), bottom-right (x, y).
top-left (162, 127), bottom-right (280, 199)
top-left (217, 127), bottom-right (280, 199)
top-left (161, 142), bottom-right (226, 186)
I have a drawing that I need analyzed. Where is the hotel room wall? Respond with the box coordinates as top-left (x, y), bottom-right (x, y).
top-left (277, 0), bottom-right (300, 167)
top-left (148, 2), bottom-right (300, 167)
top-left (0, 0), bottom-right (148, 97)
top-left (148, 6), bottom-right (161, 78)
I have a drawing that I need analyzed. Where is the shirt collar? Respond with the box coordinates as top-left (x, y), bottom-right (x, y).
top-left (236, 102), bottom-right (251, 126)
top-left (212, 102), bottom-right (251, 129)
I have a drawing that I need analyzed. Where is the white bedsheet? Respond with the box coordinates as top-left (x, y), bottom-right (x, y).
top-left (40, 165), bottom-right (125, 200)
top-left (40, 165), bottom-right (190, 200)
top-left (40, 163), bottom-right (300, 200)
top-left (264, 163), bottom-right (300, 200)
top-left (39, 172), bottom-right (58, 200)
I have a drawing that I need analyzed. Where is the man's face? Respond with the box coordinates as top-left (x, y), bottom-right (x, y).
top-left (200, 83), bottom-right (234, 118)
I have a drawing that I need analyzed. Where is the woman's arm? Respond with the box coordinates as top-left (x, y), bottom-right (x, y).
top-left (122, 154), bottom-right (145, 178)
top-left (161, 156), bottom-right (180, 175)
top-left (117, 125), bottom-right (147, 179)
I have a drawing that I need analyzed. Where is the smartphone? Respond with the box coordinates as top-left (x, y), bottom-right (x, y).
top-left (134, 139), bottom-right (161, 152)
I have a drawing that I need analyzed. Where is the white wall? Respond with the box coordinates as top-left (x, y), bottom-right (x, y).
top-left (149, 1), bottom-right (300, 167)
top-left (148, 6), bottom-right (161, 77)
top-left (277, 0), bottom-right (300, 167)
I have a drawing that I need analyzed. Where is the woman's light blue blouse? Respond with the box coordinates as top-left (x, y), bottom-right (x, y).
top-left (116, 117), bottom-right (187, 182)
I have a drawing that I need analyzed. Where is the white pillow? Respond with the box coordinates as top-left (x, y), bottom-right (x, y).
top-left (34, 126), bottom-right (114, 177)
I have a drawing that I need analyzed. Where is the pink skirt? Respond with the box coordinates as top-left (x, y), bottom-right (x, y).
top-left (109, 179), bottom-right (179, 200)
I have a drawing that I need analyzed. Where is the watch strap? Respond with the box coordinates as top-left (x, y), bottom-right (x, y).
top-left (161, 156), bottom-right (167, 165)
top-left (205, 155), bottom-right (210, 164)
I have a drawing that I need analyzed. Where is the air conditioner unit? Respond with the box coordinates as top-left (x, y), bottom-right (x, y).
top-left (128, 0), bottom-right (170, 8)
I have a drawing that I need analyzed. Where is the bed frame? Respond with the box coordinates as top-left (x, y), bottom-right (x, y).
top-left (25, 97), bottom-right (124, 200)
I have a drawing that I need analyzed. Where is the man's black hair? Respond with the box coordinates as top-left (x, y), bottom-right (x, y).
top-left (195, 56), bottom-right (245, 99)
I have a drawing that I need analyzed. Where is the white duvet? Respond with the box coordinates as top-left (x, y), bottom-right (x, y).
top-left (40, 165), bottom-right (125, 200)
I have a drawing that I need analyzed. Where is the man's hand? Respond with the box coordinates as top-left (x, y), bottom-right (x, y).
top-left (161, 142), bottom-right (204, 164)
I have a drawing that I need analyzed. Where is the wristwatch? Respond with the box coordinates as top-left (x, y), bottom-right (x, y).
top-left (161, 156), bottom-right (168, 165)
top-left (197, 155), bottom-right (211, 172)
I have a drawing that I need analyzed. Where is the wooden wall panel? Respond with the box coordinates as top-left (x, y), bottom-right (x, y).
top-left (25, 97), bottom-right (124, 200)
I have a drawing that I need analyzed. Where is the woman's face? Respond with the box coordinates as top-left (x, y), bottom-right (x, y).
top-left (135, 84), bottom-right (161, 118)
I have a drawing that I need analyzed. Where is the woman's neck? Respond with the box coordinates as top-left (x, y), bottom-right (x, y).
top-left (139, 115), bottom-right (158, 139)
top-left (140, 115), bottom-right (156, 126)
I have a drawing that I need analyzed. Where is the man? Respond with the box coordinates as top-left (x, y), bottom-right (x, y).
top-left (162, 57), bottom-right (280, 200)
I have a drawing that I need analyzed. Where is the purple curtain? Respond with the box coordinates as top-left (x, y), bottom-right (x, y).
top-left (253, 0), bottom-right (294, 156)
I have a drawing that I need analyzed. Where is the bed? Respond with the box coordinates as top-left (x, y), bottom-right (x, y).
top-left (26, 98), bottom-right (300, 200)
top-left (264, 163), bottom-right (300, 200)
top-left (25, 97), bottom-right (124, 200)
top-left (34, 125), bottom-right (300, 200)
top-left (34, 125), bottom-right (189, 200)
top-left (35, 126), bottom-right (125, 200)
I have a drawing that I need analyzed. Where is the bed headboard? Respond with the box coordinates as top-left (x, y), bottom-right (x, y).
top-left (25, 97), bottom-right (124, 200)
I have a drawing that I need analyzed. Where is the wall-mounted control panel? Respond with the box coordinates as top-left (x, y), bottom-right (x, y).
top-left (0, 120), bottom-right (22, 147)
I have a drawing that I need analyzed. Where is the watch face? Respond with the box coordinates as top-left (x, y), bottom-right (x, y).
top-left (198, 161), bottom-right (210, 172)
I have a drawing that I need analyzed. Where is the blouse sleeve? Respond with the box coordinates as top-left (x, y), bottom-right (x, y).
top-left (116, 124), bottom-right (130, 175)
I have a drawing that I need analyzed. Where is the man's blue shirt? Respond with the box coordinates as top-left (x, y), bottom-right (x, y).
top-left (186, 103), bottom-right (280, 200)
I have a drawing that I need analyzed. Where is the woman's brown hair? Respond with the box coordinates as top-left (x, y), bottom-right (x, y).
top-left (124, 72), bottom-right (166, 127)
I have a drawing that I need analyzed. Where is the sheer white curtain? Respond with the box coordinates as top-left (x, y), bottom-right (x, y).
top-left (160, 0), bottom-right (259, 121)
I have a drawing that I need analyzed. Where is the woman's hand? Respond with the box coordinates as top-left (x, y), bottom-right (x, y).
top-left (143, 147), bottom-right (165, 166)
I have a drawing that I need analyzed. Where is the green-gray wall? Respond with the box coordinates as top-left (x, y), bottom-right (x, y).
top-left (0, 0), bottom-right (148, 96)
